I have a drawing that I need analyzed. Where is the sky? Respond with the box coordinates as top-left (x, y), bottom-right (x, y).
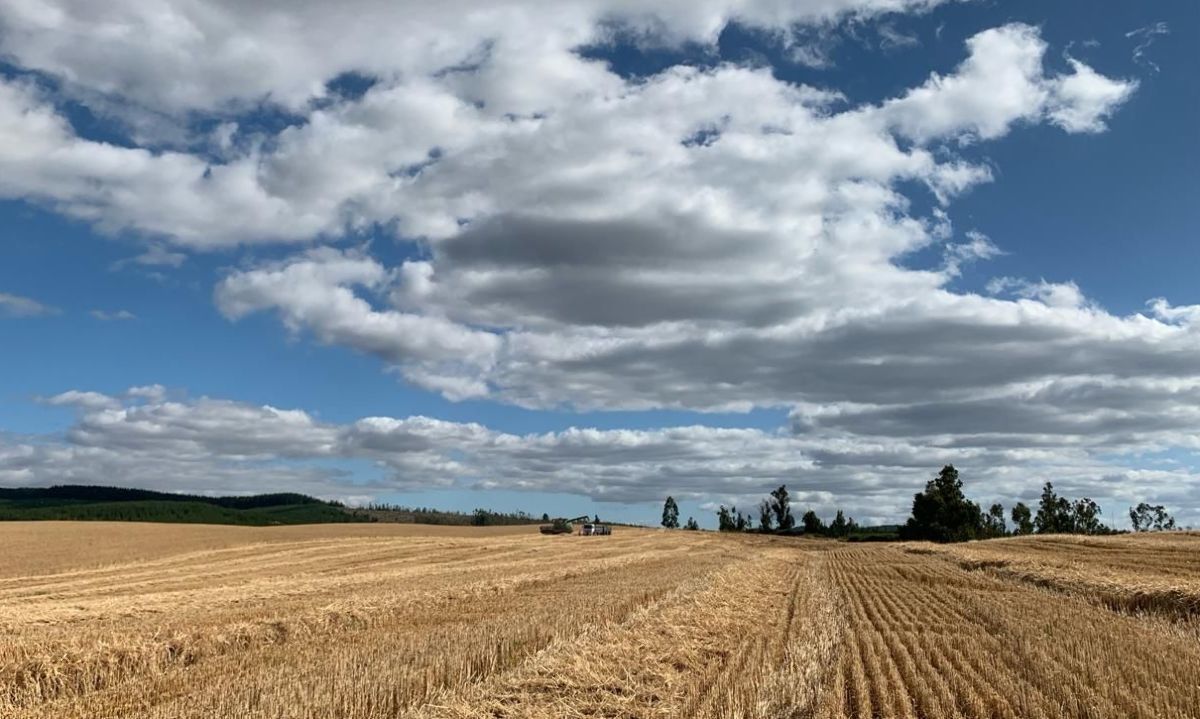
top-left (0, 0), bottom-right (1197, 529)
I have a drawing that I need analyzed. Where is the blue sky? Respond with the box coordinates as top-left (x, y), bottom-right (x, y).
top-left (0, 0), bottom-right (1196, 528)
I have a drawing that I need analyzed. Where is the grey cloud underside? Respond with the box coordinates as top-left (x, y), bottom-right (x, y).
top-left (436, 214), bottom-right (808, 328)
top-left (802, 380), bottom-right (1200, 443)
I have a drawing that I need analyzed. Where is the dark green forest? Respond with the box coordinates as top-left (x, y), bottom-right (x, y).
top-left (0, 485), bottom-right (369, 525)
top-left (0, 485), bottom-right (547, 527)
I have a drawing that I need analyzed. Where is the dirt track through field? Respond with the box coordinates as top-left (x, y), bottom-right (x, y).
top-left (2, 522), bottom-right (1199, 718)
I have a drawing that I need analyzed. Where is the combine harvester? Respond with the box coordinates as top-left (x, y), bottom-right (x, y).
top-left (539, 515), bottom-right (612, 535)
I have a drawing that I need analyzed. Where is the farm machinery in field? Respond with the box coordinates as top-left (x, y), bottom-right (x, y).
top-left (539, 515), bottom-right (611, 535)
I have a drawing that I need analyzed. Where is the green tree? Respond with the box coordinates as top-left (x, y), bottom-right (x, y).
top-left (902, 465), bottom-right (983, 542)
top-left (717, 505), bottom-right (736, 532)
top-left (541, 512), bottom-right (550, 522)
top-left (661, 496), bottom-right (679, 529)
top-left (982, 503), bottom-right (1007, 538)
top-left (1130, 502), bottom-right (1176, 532)
top-left (1034, 482), bottom-right (1073, 534)
top-left (1010, 502), bottom-right (1034, 535)
top-left (1070, 498), bottom-right (1105, 535)
top-left (801, 509), bottom-right (825, 536)
top-left (829, 510), bottom-right (850, 538)
top-left (684, 516), bottom-right (700, 530)
top-left (769, 485), bottom-right (795, 530)
top-left (758, 500), bottom-right (774, 532)
top-left (734, 507), bottom-right (751, 532)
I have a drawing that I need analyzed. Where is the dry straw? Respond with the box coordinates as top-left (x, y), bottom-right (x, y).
top-left (2, 523), bottom-right (1199, 718)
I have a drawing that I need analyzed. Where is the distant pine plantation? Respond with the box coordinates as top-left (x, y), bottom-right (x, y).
top-left (358, 503), bottom-right (546, 526)
top-left (0, 486), bottom-right (541, 527)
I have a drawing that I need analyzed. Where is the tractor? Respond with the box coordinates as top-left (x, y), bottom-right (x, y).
top-left (540, 515), bottom-right (611, 535)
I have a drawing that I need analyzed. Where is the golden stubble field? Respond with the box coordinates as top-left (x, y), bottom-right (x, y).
top-left (2, 522), bottom-right (1199, 719)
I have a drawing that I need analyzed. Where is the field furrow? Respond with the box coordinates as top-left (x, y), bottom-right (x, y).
top-left (819, 545), bottom-right (1200, 719)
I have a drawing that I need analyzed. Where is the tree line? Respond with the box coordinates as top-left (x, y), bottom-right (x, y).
top-left (901, 465), bottom-right (1178, 542)
top-left (661, 487), bottom-right (866, 538)
top-left (362, 503), bottom-right (542, 526)
top-left (0, 485), bottom-right (327, 509)
top-left (659, 467), bottom-right (1180, 542)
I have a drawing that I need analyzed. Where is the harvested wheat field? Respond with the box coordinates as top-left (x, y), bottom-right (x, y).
top-left (3, 523), bottom-right (1200, 718)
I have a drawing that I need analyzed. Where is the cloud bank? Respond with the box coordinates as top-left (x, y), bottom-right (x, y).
top-left (4, 388), bottom-right (1195, 526)
top-left (1, 1), bottom-right (1187, 523)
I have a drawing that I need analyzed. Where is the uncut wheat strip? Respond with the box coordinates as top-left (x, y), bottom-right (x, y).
top-left (991, 565), bottom-right (1200, 617)
top-left (61, 550), bottom-right (724, 719)
top-left (944, 540), bottom-right (1200, 586)
top-left (915, 543), bottom-right (1200, 621)
top-left (1024, 531), bottom-right (1200, 558)
top-left (916, 534), bottom-right (1200, 591)
top-left (1004, 629), bottom-right (1126, 719)
top-left (1008, 597), bottom-right (1199, 718)
top-left (1, 543), bottom-right (733, 713)
top-left (993, 602), bottom-right (1144, 718)
top-left (912, 548), bottom-right (1200, 719)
